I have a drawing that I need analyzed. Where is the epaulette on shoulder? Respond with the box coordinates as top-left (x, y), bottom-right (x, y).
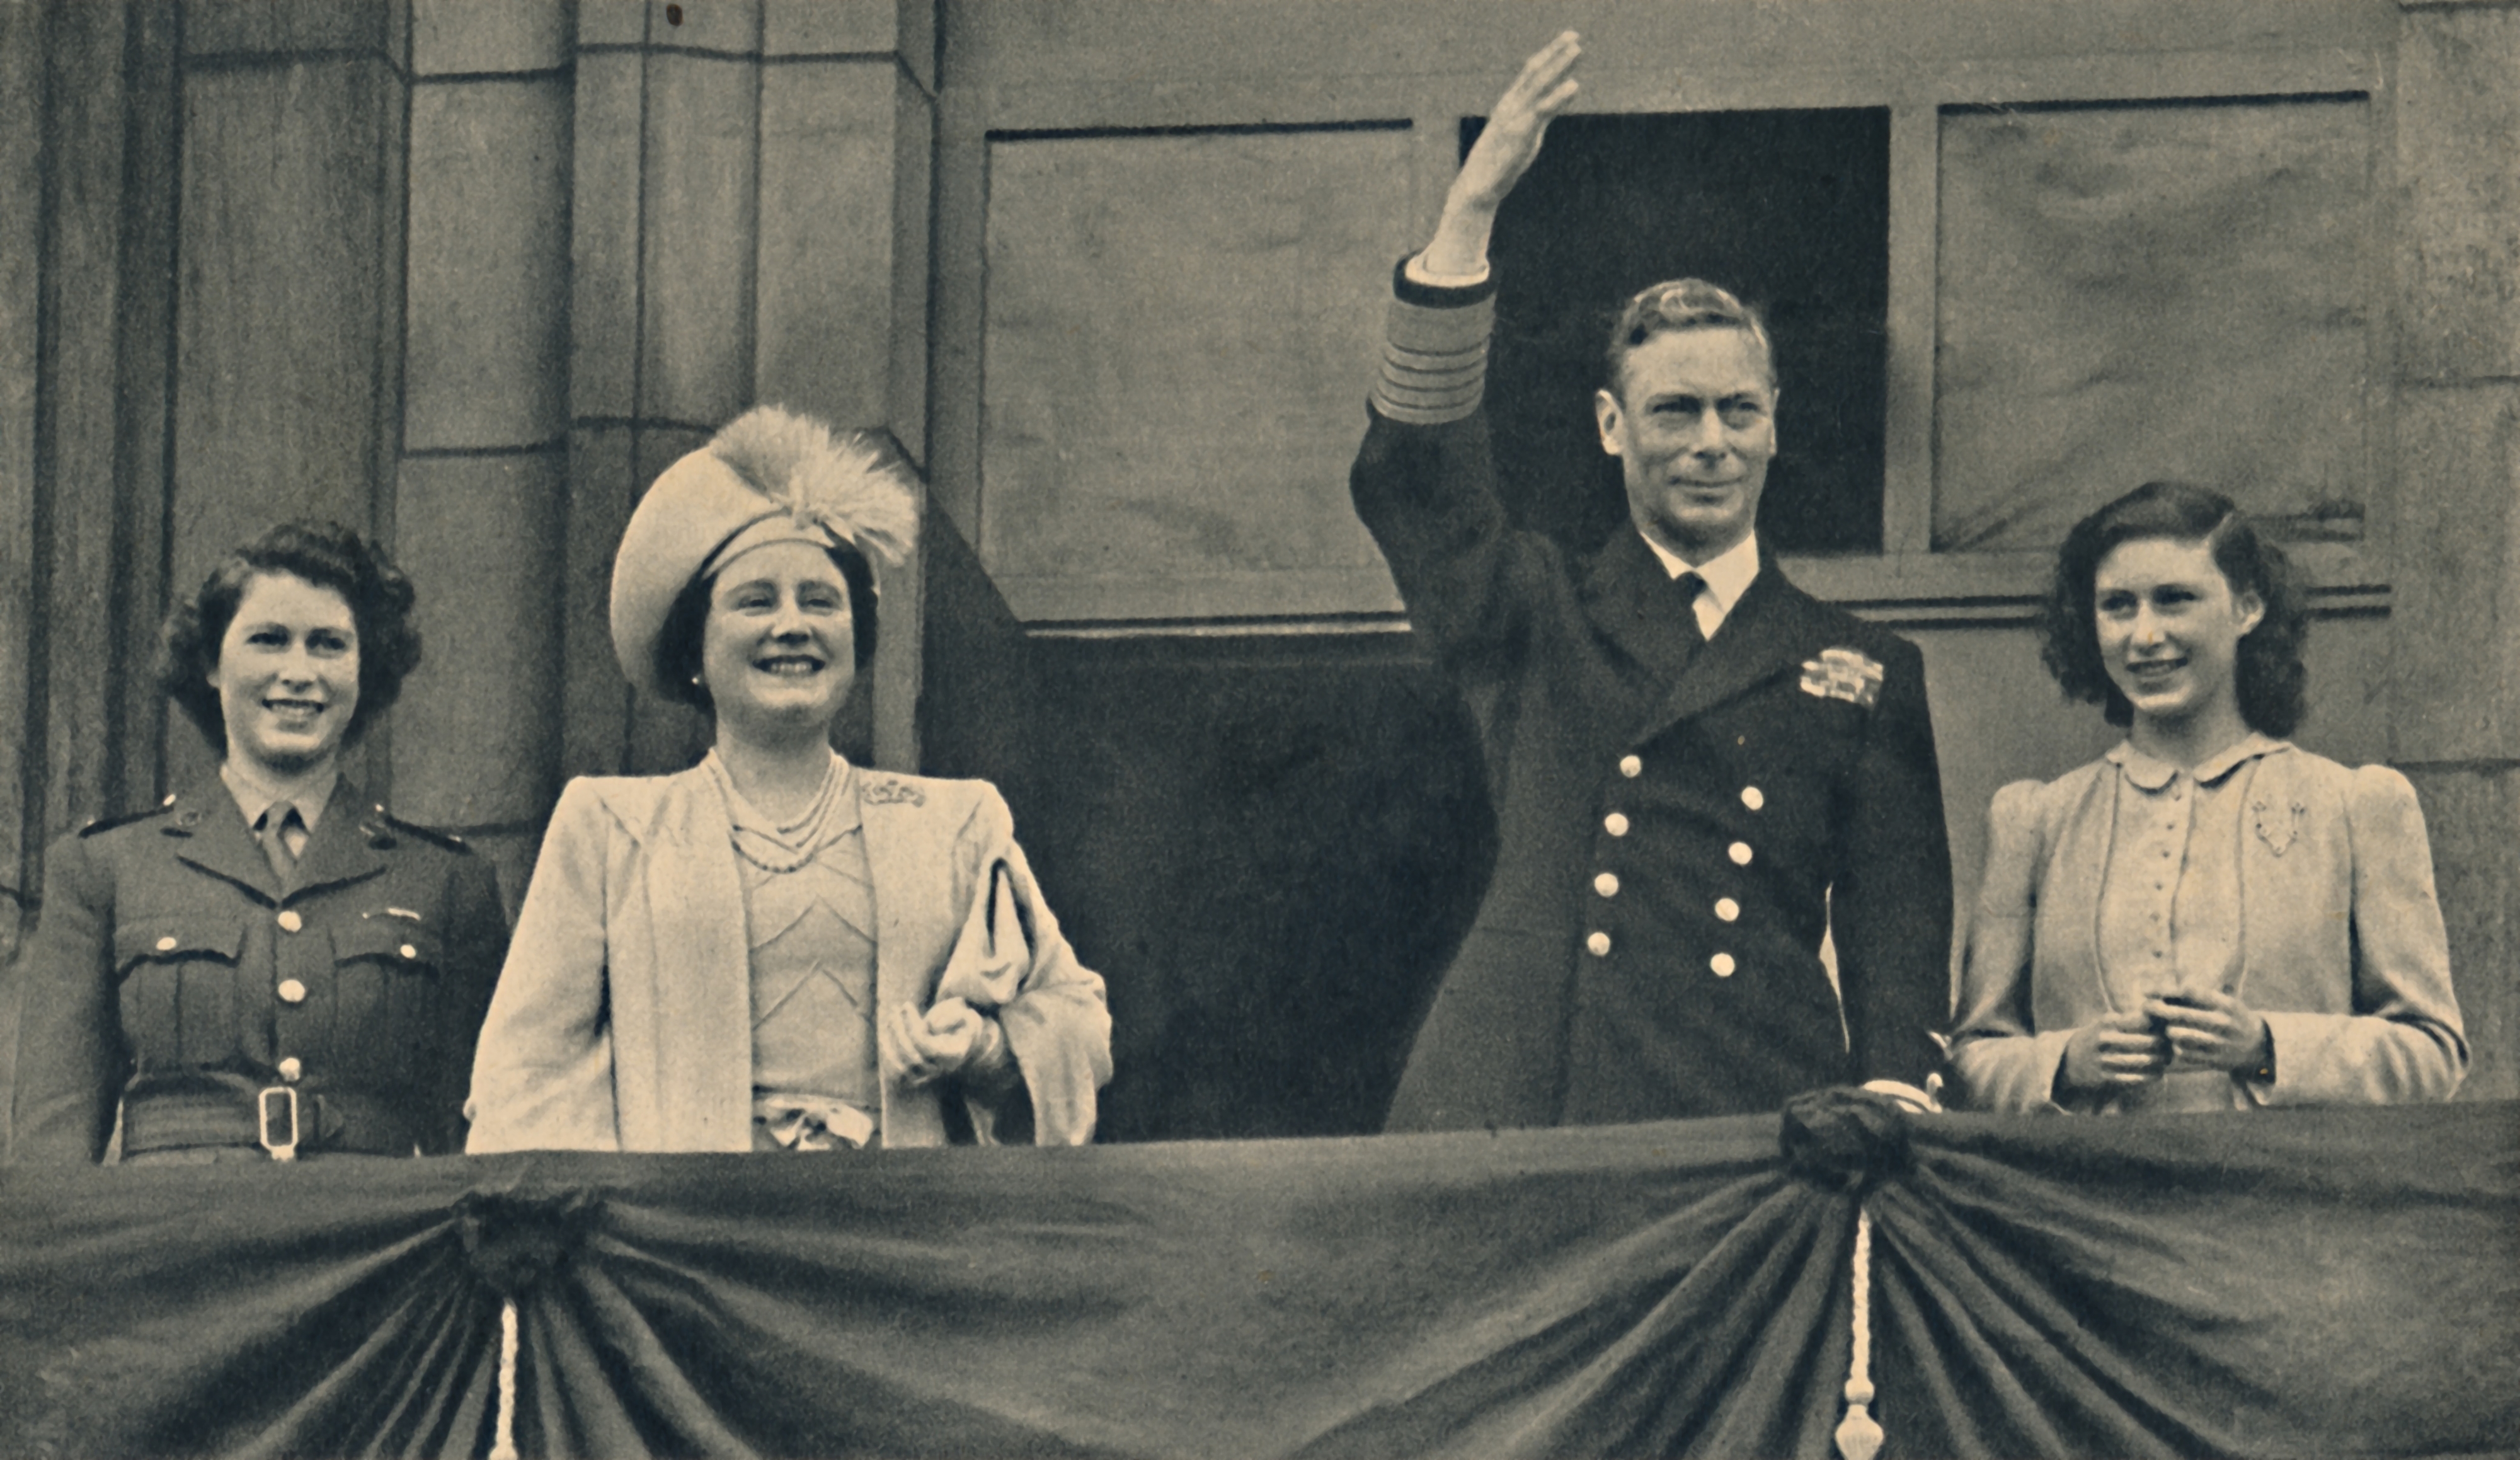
top-left (79, 795), bottom-right (177, 838)
top-left (370, 805), bottom-right (473, 853)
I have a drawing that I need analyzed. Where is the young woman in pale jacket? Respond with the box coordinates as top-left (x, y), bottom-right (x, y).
top-left (1950, 482), bottom-right (2466, 1113)
top-left (465, 407), bottom-right (1110, 1153)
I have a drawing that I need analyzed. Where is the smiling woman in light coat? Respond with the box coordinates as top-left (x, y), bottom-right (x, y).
top-left (1949, 481), bottom-right (2466, 1114)
top-left (465, 407), bottom-right (1109, 1153)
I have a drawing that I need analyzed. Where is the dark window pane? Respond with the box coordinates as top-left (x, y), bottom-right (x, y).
top-left (1480, 109), bottom-right (1891, 555)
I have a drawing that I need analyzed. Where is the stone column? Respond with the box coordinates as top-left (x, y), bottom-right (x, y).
top-left (392, 0), bottom-right (575, 905)
top-left (2390, 0), bottom-right (2520, 1099)
top-left (564, 0), bottom-right (937, 779)
top-left (166, 0), bottom-right (411, 794)
top-left (0, 2), bottom-right (181, 966)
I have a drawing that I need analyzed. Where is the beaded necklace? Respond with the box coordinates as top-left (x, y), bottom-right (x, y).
top-left (709, 751), bottom-right (855, 876)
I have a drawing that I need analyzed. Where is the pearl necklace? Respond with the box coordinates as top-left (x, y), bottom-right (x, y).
top-left (719, 756), bottom-right (852, 875)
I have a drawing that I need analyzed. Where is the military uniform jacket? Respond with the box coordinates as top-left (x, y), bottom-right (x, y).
top-left (1354, 267), bottom-right (1953, 1130)
top-left (8, 779), bottom-right (507, 1161)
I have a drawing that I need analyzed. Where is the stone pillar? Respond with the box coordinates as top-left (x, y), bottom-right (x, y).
top-left (564, 0), bottom-right (937, 779)
top-left (392, 0), bottom-right (575, 905)
top-left (0, 2), bottom-right (181, 966)
top-left (167, 0), bottom-right (411, 793)
top-left (2390, 0), bottom-right (2520, 1100)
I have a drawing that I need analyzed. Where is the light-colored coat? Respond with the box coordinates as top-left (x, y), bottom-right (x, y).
top-left (1950, 743), bottom-right (2467, 1113)
top-left (465, 764), bottom-right (1110, 1152)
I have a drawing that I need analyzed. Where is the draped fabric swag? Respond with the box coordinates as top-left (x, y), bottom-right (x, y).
top-left (2, 1100), bottom-right (2513, 1459)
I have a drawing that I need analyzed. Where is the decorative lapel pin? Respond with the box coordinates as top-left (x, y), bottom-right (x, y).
top-left (2251, 797), bottom-right (2306, 856)
top-left (1799, 647), bottom-right (1884, 708)
top-left (861, 778), bottom-right (925, 807)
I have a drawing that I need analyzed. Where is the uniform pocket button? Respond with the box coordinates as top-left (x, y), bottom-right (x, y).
top-left (399, 943), bottom-right (419, 960)
top-left (277, 1057), bottom-right (302, 1081)
top-left (154, 934), bottom-right (179, 952)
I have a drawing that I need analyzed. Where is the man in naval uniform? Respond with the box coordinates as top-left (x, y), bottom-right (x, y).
top-left (1354, 33), bottom-right (1952, 1129)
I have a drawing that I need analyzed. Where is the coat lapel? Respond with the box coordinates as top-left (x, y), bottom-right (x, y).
top-left (855, 767), bottom-right (951, 1147)
top-left (165, 781), bottom-right (284, 904)
top-left (284, 780), bottom-right (389, 902)
top-left (632, 767), bottom-right (755, 1151)
top-left (1582, 528), bottom-right (1705, 686)
top-left (1634, 555), bottom-right (1833, 744)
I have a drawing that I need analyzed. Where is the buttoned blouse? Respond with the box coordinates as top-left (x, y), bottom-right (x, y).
top-left (2092, 735), bottom-right (2279, 1006)
top-left (1950, 739), bottom-right (2469, 1112)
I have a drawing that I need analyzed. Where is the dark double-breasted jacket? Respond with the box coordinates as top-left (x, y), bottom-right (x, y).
top-left (1354, 275), bottom-right (1953, 1130)
top-left (7, 779), bottom-right (505, 1161)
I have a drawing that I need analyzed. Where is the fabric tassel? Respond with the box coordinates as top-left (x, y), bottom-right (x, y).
top-left (1835, 1205), bottom-right (1885, 1460)
top-left (490, 1297), bottom-right (520, 1460)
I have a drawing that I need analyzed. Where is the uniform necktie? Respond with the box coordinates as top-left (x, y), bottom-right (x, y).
top-left (258, 805), bottom-right (307, 885)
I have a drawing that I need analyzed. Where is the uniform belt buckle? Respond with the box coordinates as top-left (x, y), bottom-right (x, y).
top-left (258, 1086), bottom-right (301, 1161)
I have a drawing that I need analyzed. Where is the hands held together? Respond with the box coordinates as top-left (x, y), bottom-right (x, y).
top-left (2060, 989), bottom-right (2272, 1096)
top-left (879, 996), bottom-right (1012, 1090)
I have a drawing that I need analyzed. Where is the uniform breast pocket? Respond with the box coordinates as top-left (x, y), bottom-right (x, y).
top-left (334, 916), bottom-right (442, 978)
top-left (113, 914), bottom-right (247, 980)
top-left (333, 916), bottom-right (452, 1078)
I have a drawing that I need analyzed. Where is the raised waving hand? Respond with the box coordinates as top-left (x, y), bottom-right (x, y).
top-left (1420, 31), bottom-right (1583, 278)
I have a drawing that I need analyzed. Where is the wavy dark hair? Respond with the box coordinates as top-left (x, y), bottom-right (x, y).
top-left (2039, 481), bottom-right (2308, 736)
top-left (1603, 277), bottom-right (1776, 397)
top-left (157, 520), bottom-right (424, 750)
top-left (653, 538), bottom-right (880, 715)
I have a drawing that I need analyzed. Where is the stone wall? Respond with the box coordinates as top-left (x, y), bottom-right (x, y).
top-left (2390, 0), bottom-right (2520, 1098)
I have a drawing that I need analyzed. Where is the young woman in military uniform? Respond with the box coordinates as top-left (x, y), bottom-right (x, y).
top-left (7, 521), bottom-right (506, 1163)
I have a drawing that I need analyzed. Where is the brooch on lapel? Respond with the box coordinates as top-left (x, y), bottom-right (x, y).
top-left (2251, 797), bottom-right (2306, 856)
top-left (1799, 647), bottom-right (1884, 708)
top-left (861, 778), bottom-right (925, 807)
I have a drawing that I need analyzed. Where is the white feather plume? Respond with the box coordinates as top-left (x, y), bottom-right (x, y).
top-left (706, 405), bottom-right (919, 571)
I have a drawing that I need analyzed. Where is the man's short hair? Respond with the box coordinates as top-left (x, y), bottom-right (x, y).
top-left (1603, 279), bottom-right (1776, 396)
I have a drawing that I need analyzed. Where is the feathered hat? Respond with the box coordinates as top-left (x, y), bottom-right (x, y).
top-left (609, 406), bottom-right (920, 701)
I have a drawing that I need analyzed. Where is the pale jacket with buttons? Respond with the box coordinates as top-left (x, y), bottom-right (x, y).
top-left (1951, 741), bottom-right (2468, 1112)
top-left (464, 763), bottom-right (1110, 1153)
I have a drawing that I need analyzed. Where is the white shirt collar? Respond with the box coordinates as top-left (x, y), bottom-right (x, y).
top-left (2105, 732), bottom-right (2291, 791)
top-left (1640, 529), bottom-right (1762, 621)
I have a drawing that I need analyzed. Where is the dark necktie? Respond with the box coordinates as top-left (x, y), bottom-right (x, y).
top-left (1673, 570), bottom-right (1710, 665)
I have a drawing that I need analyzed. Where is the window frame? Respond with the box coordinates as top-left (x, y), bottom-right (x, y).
top-left (934, 0), bottom-right (2398, 631)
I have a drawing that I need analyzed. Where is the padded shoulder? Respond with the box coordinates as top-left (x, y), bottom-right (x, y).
top-left (77, 800), bottom-right (174, 838)
top-left (367, 805), bottom-right (474, 853)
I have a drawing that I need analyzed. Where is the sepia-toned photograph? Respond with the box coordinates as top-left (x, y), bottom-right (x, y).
top-left (1, 1), bottom-right (2514, 1455)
